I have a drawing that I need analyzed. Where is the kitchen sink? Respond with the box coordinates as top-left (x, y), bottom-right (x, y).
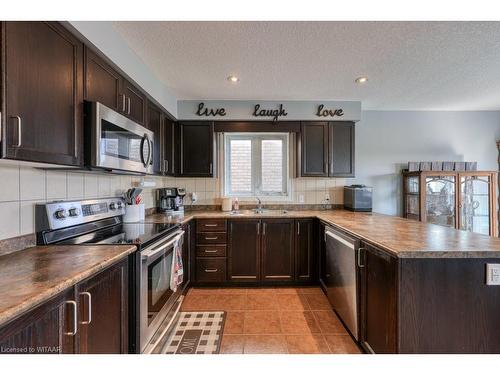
top-left (229, 209), bottom-right (289, 215)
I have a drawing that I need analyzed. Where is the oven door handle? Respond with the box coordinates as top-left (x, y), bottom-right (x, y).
top-left (141, 231), bottom-right (184, 263)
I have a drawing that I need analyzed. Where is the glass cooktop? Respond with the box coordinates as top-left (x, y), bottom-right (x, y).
top-left (57, 222), bottom-right (179, 247)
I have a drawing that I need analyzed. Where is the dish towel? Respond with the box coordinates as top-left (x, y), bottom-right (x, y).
top-left (170, 232), bottom-right (184, 293)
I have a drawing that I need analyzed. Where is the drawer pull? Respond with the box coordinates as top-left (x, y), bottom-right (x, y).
top-left (204, 268), bottom-right (218, 273)
top-left (205, 237), bottom-right (218, 240)
top-left (204, 249), bottom-right (218, 253)
top-left (204, 224), bottom-right (218, 227)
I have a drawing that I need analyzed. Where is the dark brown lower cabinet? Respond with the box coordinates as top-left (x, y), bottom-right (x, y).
top-left (228, 219), bottom-right (260, 282)
top-left (295, 219), bottom-right (315, 281)
top-left (0, 259), bottom-right (129, 354)
top-left (359, 244), bottom-right (398, 354)
top-left (76, 259), bottom-right (128, 354)
top-left (0, 288), bottom-right (76, 354)
top-left (261, 219), bottom-right (295, 281)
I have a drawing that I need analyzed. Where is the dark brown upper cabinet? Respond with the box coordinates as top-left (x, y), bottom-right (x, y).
top-left (176, 121), bottom-right (215, 177)
top-left (295, 218), bottom-right (315, 282)
top-left (329, 121), bottom-right (355, 177)
top-left (84, 46), bottom-right (147, 126)
top-left (228, 219), bottom-right (260, 282)
top-left (163, 117), bottom-right (175, 176)
top-left (2, 22), bottom-right (83, 166)
top-left (84, 47), bottom-right (121, 112)
top-left (121, 79), bottom-right (147, 125)
top-left (298, 121), bottom-right (355, 178)
top-left (298, 122), bottom-right (329, 176)
top-left (261, 219), bottom-right (295, 281)
top-left (146, 102), bottom-right (162, 175)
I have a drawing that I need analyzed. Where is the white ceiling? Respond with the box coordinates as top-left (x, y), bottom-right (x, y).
top-left (112, 21), bottom-right (500, 110)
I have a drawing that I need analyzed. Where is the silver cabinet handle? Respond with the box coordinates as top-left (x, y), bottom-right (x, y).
top-left (204, 236), bottom-right (218, 240)
top-left (263, 223), bottom-right (266, 236)
top-left (297, 221), bottom-right (300, 235)
top-left (257, 222), bottom-right (260, 235)
top-left (64, 300), bottom-right (78, 336)
top-left (209, 163), bottom-right (213, 174)
top-left (204, 224), bottom-right (218, 227)
top-left (204, 268), bottom-right (218, 273)
top-left (121, 94), bottom-right (126, 112)
top-left (127, 97), bottom-right (131, 115)
top-left (204, 249), bottom-right (218, 253)
top-left (357, 247), bottom-right (365, 268)
top-left (11, 116), bottom-right (22, 147)
top-left (80, 292), bottom-right (92, 325)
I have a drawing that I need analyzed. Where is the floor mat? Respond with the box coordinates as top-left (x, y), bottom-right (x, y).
top-left (161, 311), bottom-right (226, 354)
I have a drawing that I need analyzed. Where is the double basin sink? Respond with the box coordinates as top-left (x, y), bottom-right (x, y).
top-left (229, 209), bottom-right (289, 216)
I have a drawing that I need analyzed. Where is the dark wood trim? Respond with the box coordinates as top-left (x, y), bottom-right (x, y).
top-left (214, 121), bottom-right (300, 133)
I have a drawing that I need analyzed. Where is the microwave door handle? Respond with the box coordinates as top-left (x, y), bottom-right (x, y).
top-left (140, 134), bottom-right (151, 168)
top-left (141, 231), bottom-right (184, 263)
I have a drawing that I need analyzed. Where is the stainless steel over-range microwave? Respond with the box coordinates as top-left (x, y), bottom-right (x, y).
top-left (84, 101), bottom-right (154, 174)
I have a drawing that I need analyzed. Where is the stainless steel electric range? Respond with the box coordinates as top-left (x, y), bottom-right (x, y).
top-left (35, 198), bottom-right (185, 354)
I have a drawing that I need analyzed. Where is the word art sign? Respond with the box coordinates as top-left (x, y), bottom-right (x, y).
top-left (252, 104), bottom-right (288, 122)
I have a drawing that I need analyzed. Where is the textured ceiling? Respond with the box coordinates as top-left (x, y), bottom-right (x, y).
top-left (112, 21), bottom-right (500, 110)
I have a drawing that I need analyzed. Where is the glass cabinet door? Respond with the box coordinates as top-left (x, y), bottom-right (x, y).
top-left (460, 175), bottom-right (491, 235)
top-left (425, 176), bottom-right (456, 227)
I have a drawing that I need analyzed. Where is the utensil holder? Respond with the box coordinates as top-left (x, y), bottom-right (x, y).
top-left (123, 204), bottom-right (145, 223)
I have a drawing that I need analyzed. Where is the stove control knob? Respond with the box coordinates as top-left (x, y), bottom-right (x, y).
top-left (109, 202), bottom-right (117, 210)
top-left (68, 208), bottom-right (80, 217)
top-left (117, 202), bottom-right (123, 209)
top-left (54, 209), bottom-right (67, 220)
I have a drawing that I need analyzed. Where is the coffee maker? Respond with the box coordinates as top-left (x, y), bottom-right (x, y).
top-left (156, 188), bottom-right (186, 215)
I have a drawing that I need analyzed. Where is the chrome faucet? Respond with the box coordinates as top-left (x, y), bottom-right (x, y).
top-left (255, 196), bottom-right (264, 213)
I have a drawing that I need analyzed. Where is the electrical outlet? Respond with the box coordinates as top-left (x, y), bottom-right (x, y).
top-left (191, 192), bottom-right (198, 203)
top-left (298, 194), bottom-right (305, 203)
top-left (325, 193), bottom-right (331, 201)
top-left (486, 264), bottom-right (500, 285)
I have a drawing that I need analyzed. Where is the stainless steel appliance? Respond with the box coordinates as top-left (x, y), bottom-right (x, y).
top-left (35, 197), bottom-right (185, 353)
top-left (84, 101), bottom-right (154, 175)
top-left (156, 188), bottom-right (186, 215)
top-left (324, 226), bottom-right (361, 340)
top-left (344, 185), bottom-right (373, 212)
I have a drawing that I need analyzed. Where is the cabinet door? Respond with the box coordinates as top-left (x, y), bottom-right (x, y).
top-left (329, 121), bottom-right (355, 177)
top-left (3, 21), bottom-right (83, 166)
top-left (295, 219), bottom-right (315, 281)
top-left (261, 219), bottom-right (295, 281)
top-left (228, 219), bottom-right (260, 282)
top-left (146, 103), bottom-right (162, 175)
top-left (84, 47), bottom-right (122, 112)
top-left (178, 121), bottom-right (215, 177)
top-left (360, 244), bottom-right (397, 354)
top-left (121, 79), bottom-right (146, 125)
top-left (163, 118), bottom-right (175, 176)
top-left (0, 288), bottom-right (76, 354)
top-left (298, 122), bottom-right (329, 176)
top-left (76, 259), bottom-right (128, 354)
top-left (459, 174), bottom-right (494, 235)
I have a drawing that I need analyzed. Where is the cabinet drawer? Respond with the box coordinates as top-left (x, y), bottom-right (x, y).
top-left (196, 232), bottom-right (226, 244)
top-left (196, 258), bottom-right (227, 282)
top-left (197, 219), bottom-right (227, 233)
top-left (196, 245), bottom-right (227, 257)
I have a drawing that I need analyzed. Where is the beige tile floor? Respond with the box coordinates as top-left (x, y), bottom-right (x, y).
top-left (181, 286), bottom-right (363, 354)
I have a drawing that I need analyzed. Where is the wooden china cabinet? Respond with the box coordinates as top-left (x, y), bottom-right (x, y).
top-left (402, 170), bottom-right (497, 236)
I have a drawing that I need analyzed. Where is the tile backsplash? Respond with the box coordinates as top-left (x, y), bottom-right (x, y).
top-left (0, 163), bottom-right (346, 241)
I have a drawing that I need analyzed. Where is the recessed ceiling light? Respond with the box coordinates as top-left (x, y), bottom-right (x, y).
top-left (227, 75), bottom-right (239, 83)
top-left (355, 76), bottom-right (368, 84)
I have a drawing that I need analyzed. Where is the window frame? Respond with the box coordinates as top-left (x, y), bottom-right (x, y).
top-left (223, 132), bottom-right (290, 199)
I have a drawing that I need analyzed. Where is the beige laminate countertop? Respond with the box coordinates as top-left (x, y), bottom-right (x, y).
top-left (145, 209), bottom-right (500, 259)
top-left (0, 244), bottom-right (136, 327)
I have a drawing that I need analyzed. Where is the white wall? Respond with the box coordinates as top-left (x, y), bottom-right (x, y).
top-left (353, 111), bottom-right (500, 215)
top-left (67, 21), bottom-right (178, 117)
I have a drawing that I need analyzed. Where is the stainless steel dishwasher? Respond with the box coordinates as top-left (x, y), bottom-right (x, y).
top-left (324, 226), bottom-right (361, 340)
